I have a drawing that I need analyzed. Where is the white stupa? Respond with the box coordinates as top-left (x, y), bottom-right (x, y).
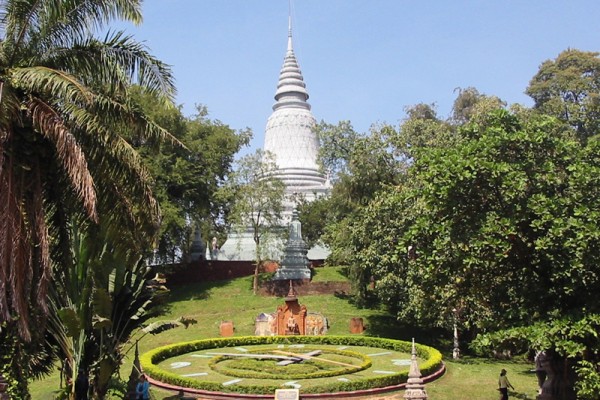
top-left (219, 17), bottom-right (331, 261)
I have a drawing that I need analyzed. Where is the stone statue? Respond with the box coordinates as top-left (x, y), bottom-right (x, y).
top-left (211, 237), bottom-right (219, 260)
top-left (287, 315), bottom-right (297, 334)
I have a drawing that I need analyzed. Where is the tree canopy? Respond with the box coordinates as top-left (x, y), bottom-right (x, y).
top-left (351, 110), bottom-right (600, 331)
top-left (310, 52), bottom-right (600, 397)
top-left (526, 49), bottom-right (600, 143)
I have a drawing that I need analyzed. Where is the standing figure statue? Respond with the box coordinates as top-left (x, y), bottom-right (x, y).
top-left (211, 237), bottom-right (219, 260)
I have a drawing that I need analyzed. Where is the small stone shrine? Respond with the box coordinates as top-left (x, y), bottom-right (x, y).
top-left (189, 224), bottom-right (205, 261)
top-left (273, 209), bottom-right (311, 281)
top-left (255, 310), bottom-right (327, 336)
top-left (403, 338), bottom-right (428, 400)
top-left (276, 281), bottom-right (307, 335)
top-left (254, 312), bottom-right (277, 336)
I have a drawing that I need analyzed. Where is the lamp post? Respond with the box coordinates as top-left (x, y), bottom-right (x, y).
top-left (452, 307), bottom-right (460, 359)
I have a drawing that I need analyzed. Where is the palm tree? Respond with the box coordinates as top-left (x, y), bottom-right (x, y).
top-left (0, 0), bottom-right (176, 340)
top-left (0, 2), bottom-right (179, 395)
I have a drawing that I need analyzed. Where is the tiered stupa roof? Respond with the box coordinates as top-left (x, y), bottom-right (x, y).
top-left (263, 18), bottom-right (327, 189)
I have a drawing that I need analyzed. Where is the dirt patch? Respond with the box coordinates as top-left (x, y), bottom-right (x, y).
top-left (259, 280), bottom-right (351, 297)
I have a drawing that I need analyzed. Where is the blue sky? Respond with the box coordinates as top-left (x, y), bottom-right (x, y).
top-left (120, 1), bottom-right (600, 154)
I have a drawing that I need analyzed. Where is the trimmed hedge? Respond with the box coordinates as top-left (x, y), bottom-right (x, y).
top-left (140, 335), bottom-right (443, 395)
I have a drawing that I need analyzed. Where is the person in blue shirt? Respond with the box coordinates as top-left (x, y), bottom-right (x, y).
top-left (135, 374), bottom-right (150, 400)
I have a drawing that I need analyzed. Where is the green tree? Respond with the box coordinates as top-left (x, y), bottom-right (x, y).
top-left (471, 314), bottom-right (600, 400)
top-left (526, 49), bottom-right (600, 143)
top-left (130, 99), bottom-right (251, 264)
top-left (351, 110), bottom-right (600, 333)
top-left (394, 103), bottom-right (457, 160)
top-left (451, 87), bottom-right (505, 124)
top-left (0, 0), bottom-right (175, 339)
top-left (219, 150), bottom-right (285, 294)
top-left (296, 195), bottom-right (330, 248)
top-left (307, 121), bottom-right (406, 265)
top-left (0, 0), bottom-right (175, 395)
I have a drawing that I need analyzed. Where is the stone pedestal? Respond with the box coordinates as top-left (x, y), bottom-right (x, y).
top-left (219, 321), bottom-right (234, 337)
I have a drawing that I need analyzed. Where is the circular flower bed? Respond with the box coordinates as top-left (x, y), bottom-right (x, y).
top-left (140, 335), bottom-right (443, 395)
top-left (209, 347), bottom-right (371, 380)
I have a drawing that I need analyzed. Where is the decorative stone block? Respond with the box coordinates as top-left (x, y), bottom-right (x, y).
top-left (220, 320), bottom-right (234, 337)
top-left (349, 317), bottom-right (365, 334)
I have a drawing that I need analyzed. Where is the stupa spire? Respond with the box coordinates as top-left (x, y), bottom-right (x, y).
top-left (273, 12), bottom-right (310, 112)
top-left (287, 0), bottom-right (293, 49)
top-left (288, 15), bottom-right (293, 48)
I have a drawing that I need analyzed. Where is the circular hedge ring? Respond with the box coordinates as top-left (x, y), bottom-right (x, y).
top-left (140, 335), bottom-right (443, 396)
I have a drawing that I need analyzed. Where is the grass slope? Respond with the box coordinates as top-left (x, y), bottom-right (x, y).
top-left (29, 267), bottom-right (539, 399)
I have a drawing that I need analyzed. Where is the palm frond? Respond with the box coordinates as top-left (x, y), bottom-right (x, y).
top-left (0, 85), bottom-right (25, 130)
top-left (27, 97), bottom-right (98, 221)
top-left (63, 92), bottom-right (183, 148)
top-left (39, 31), bottom-right (176, 102)
top-left (37, 0), bottom-right (143, 47)
top-left (0, 151), bottom-right (12, 322)
top-left (141, 317), bottom-right (197, 335)
top-left (87, 132), bottom-right (160, 235)
top-left (101, 30), bottom-right (175, 100)
top-left (6, 170), bottom-right (32, 341)
top-left (2, 0), bottom-right (44, 63)
top-left (57, 103), bottom-right (165, 241)
top-left (11, 66), bottom-right (94, 105)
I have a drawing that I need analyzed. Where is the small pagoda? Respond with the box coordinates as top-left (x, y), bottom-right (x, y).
top-left (273, 209), bottom-right (311, 281)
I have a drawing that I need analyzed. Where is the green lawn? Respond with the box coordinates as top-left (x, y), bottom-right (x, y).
top-left (29, 267), bottom-right (539, 399)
